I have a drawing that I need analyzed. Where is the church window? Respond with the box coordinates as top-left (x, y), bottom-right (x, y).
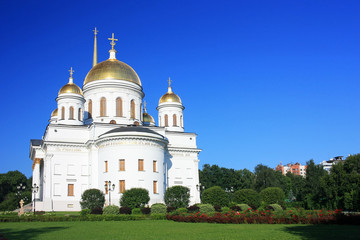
top-left (69, 107), bottom-right (74, 120)
top-left (164, 114), bottom-right (168, 127)
top-left (119, 180), bottom-right (125, 193)
top-left (68, 184), bottom-right (74, 196)
top-left (138, 159), bottom-right (144, 171)
top-left (153, 181), bottom-right (157, 194)
top-left (159, 117), bottom-right (161, 126)
top-left (100, 97), bottom-right (107, 116)
top-left (78, 108), bottom-right (82, 121)
top-left (61, 107), bottom-right (65, 120)
top-left (116, 97), bottom-right (123, 117)
top-left (130, 100), bottom-right (135, 119)
top-left (173, 114), bottom-right (177, 126)
top-left (180, 115), bottom-right (183, 127)
top-left (105, 161), bottom-right (108, 172)
top-left (88, 100), bottom-right (92, 118)
top-left (153, 160), bottom-right (157, 172)
top-left (105, 181), bottom-right (108, 194)
top-left (119, 159), bottom-right (125, 171)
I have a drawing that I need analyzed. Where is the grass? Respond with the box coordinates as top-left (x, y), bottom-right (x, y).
top-left (0, 220), bottom-right (358, 240)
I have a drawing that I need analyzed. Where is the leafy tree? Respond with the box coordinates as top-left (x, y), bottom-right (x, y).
top-left (285, 172), bottom-right (305, 202)
top-left (260, 187), bottom-right (285, 204)
top-left (164, 186), bottom-right (190, 208)
top-left (80, 189), bottom-right (105, 210)
top-left (120, 188), bottom-right (150, 209)
top-left (201, 186), bottom-right (228, 206)
top-left (254, 164), bottom-right (287, 193)
top-left (233, 189), bottom-right (260, 208)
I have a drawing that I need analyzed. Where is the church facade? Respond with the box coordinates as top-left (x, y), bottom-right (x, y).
top-left (29, 31), bottom-right (201, 211)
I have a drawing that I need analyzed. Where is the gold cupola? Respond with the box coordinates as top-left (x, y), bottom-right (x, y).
top-left (159, 77), bottom-right (182, 104)
top-left (83, 33), bottom-right (141, 86)
top-left (58, 67), bottom-right (83, 96)
top-left (51, 108), bottom-right (58, 117)
top-left (142, 101), bottom-right (155, 124)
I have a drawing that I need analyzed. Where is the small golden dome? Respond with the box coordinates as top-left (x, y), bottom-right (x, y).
top-left (159, 86), bottom-right (182, 104)
top-left (58, 83), bottom-right (83, 95)
top-left (84, 59), bottom-right (141, 86)
top-left (51, 108), bottom-right (58, 117)
top-left (143, 112), bottom-right (155, 123)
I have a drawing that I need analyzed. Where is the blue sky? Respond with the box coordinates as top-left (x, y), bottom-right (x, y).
top-left (0, 0), bottom-right (359, 177)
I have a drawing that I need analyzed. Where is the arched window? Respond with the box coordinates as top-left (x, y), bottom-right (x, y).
top-left (159, 117), bottom-right (161, 126)
top-left (130, 100), bottom-right (135, 119)
top-left (173, 114), bottom-right (177, 126)
top-left (116, 97), bottom-right (123, 117)
top-left (61, 107), bottom-right (65, 120)
top-left (69, 107), bottom-right (74, 120)
top-left (88, 100), bottom-right (92, 118)
top-left (78, 108), bottom-right (82, 121)
top-left (100, 97), bottom-right (106, 117)
top-left (164, 114), bottom-right (168, 127)
top-left (180, 115), bottom-right (183, 127)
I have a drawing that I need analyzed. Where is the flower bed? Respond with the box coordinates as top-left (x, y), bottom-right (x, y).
top-left (167, 209), bottom-right (360, 225)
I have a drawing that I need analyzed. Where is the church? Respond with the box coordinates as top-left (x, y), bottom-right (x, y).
top-left (29, 30), bottom-right (201, 211)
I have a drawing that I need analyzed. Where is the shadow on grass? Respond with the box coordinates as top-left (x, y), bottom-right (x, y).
top-left (0, 226), bottom-right (68, 240)
top-left (284, 225), bottom-right (360, 240)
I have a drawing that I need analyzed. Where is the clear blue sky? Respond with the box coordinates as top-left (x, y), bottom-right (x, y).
top-left (0, 0), bottom-right (359, 177)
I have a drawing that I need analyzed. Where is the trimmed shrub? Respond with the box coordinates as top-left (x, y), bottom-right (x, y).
top-left (150, 214), bottom-right (167, 220)
top-left (120, 188), bottom-right (150, 209)
top-left (198, 204), bottom-right (215, 214)
top-left (80, 209), bottom-right (91, 216)
top-left (237, 204), bottom-right (251, 211)
top-left (260, 187), bottom-right (285, 205)
top-left (175, 208), bottom-right (188, 215)
top-left (187, 205), bottom-right (200, 213)
top-left (119, 206), bottom-right (132, 215)
top-left (80, 189), bottom-right (105, 210)
top-left (151, 203), bottom-right (167, 214)
top-left (214, 205), bottom-right (222, 212)
top-left (221, 206), bottom-right (230, 213)
top-left (167, 206), bottom-right (177, 213)
top-left (141, 207), bottom-right (151, 215)
top-left (269, 203), bottom-right (283, 211)
top-left (230, 205), bottom-right (241, 211)
top-left (164, 186), bottom-right (190, 208)
top-left (103, 205), bottom-right (120, 215)
top-left (233, 189), bottom-right (260, 208)
top-left (91, 207), bottom-right (103, 215)
top-left (201, 186), bottom-right (228, 207)
top-left (132, 208), bottom-right (141, 215)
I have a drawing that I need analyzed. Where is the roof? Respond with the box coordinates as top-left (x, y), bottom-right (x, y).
top-left (101, 126), bottom-right (164, 138)
top-left (30, 139), bottom-right (43, 146)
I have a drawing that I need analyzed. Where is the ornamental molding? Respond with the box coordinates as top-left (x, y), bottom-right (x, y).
top-left (96, 136), bottom-right (167, 149)
top-left (32, 158), bottom-right (43, 170)
top-left (168, 147), bottom-right (201, 154)
top-left (44, 142), bottom-right (87, 152)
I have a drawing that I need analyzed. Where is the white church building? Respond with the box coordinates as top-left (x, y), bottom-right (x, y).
top-left (29, 30), bottom-right (201, 211)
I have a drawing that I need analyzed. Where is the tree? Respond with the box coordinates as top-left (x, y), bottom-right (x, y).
top-left (120, 188), bottom-right (150, 209)
top-left (260, 187), bottom-right (285, 205)
top-left (201, 186), bottom-right (228, 206)
top-left (233, 189), bottom-right (260, 208)
top-left (254, 164), bottom-right (287, 193)
top-left (164, 186), bottom-right (190, 208)
top-left (80, 189), bottom-right (105, 210)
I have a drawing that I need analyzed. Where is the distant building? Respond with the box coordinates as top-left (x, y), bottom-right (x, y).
top-left (319, 156), bottom-right (344, 173)
top-left (275, 162), bottom-right (307, 177)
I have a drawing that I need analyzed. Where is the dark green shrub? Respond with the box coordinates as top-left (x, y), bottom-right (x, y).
top-left (103, 205), bottom-right (120, 215)
top-left (80, 189), bottom-right (105, 210)
top-left (187, 205), bottom-right (200, 213)
top-left (151, 203), bottom-right (167, 214)
top-left (230, 205), bottom-right (241, 211)
top-left (120, 188), bottom-right (150, 209)
top-left (197, 204), bottom-right (215, 214)
top-left (260, 187), bottom-right (285, 204)
top-left (269, 203), bottom-right (283, 211)
top-left (150, 214), bottom-right (166, 220)
top-left (167, 206), bottom-right (176, 213)
top-left (80, 209), bottom-right (91, 216)
top-left (201, 186), bottom-right (228, 206)
top-left (141, 207), bottom-right (151, 215)
top-left (91, 207), bottom-right (103, 215)
top-left (214, 205), bottom-right (222, 212)
top-left (119, 206), bottom-right (132, 214)
top-left (237, 204), bottom-right (251, 211)
top-left (233, 189), bottom-right (260, 208)
top-left (164, 186), bottom-right (190, 208)
top-left (221, 206), bottom-right (230, 213)
top-left (175, 208), bottom-right (188, 215)
top-left (132, 208), bottom-right (141, 215)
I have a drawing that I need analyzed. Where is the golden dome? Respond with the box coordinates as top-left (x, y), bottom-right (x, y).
top-left (159, 86), bottom-right (182, 104)
top-left (58, 83), bottom-right (83, 95)
top-left (143, 112), bottom-right (155, 123)
top-left (83, 59), bottom-right (141, 86)
top-left (51, 108), bottom-right (58, 117)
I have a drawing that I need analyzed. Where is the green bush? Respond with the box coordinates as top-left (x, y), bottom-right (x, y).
top-left (260, 187), bottom-right (285, 205)
top-left (201, 186), bottom-right (228, 206)
top-left (80, 209), bottom-right (91, 216)
top-left (197, 204), bottom-right (215, 214)
top-left (151, 203), bottom-right (167, 214)
top-left (120, 188), bottom-right (150, 209)
top-left (164, 186), bottom-right (190, 208)
top-left (150, 213), bottom-right (166, 220)
top-left (233, 189), bottom-right (260, 208)
top-left (175, 208), bottom-right (188, 215)
top-left (221, 206), bottom-right (230, 213)
top-left (80, 189), bottom-right (105, 210)
top-left (237, 204), bottom-right (251, 211)
top-left (269, 203), bottom-right (283, 211)
top-left (103, 205), bottom-right (120, 215)
top-left (132, 208), bottom-right (141, 215)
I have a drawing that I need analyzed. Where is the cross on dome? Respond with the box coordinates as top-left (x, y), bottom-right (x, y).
top-left (168, 77), bottom-right (172, 87)
top-left (68, 67), bottom-right (74, 84)
top-left (143, 101), bottom-right (147, 112)
top-left (108, 33), bottom-right (118, 50)
top-left (93, 27), bottom-right (98, 36)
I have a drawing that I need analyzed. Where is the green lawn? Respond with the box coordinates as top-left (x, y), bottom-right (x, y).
top-left (0, 220), bottom-right (358, 240)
